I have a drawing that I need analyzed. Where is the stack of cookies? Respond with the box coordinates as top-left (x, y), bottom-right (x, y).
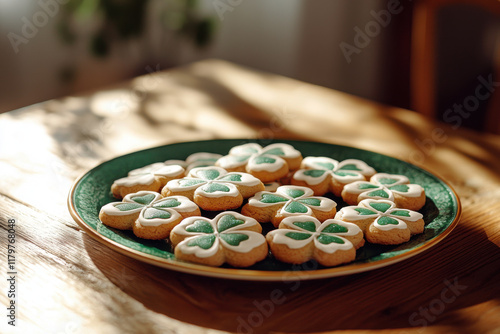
top-left (99, 143), bottom-right (427, 268)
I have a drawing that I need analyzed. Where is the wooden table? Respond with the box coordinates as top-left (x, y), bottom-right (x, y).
top-left (1, 59), bottom-right (499, 334)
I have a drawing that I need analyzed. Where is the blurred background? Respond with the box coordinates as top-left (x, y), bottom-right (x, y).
top-left (0, 0), bottom-right (498, 132)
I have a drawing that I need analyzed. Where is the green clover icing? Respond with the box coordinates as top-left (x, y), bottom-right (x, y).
top-left (217, 214), bottom-right (245, 232)
top-left (297, 198), bottom-right (322, 207)
top-left (377, 216), bottom-right (400, 225)
top-left (316, 234), bottom-right (345, 245)
top-left (358, 183), bottom-right (379, 190)
top-left (366, 189), bottom-right (390, 198)
top-left (131, 193), bottom-right (156, 205)
top-left (285, 232), bottom-right (312, 240)
top-left (219, 233), bottom-right (249, 246)
top-left (179, 179), bottom-right (206, 187)
top-left (260, 194), bottom-right (288, 204)
top-left (218, 174), bottom-right (242, 182)
top-left (187, 234), bottom-right (216, 249)
top-left (334, 171), bottom-right (358, 177)
top-left (202, 183), bottom-right (231, 193)
top-left (153, 198), bottom-right (182, 208)
top-left (263, 147), bottom-right (285, 156)
top-left (115, 203), bottom-right (144, 211)
top-left (283, 201), bottom-right (308, 214)
top-left (143, 208), bottom-right (171, 220)
top-left (321, 223), bottom-right (349, 234)
top-left (354, 208), bottom-right (376, 215)
top-left (186, 220), bottom-right (214, 234)
top-left (389, 184), bottom-right (410, 193)
top-left (197, 169), bottom-right (220, 180)
top-left (284, 188), bottom-right (305, 198)
top-left (303, 169), bottom-right (326, 178)
top-left (337, 163), bottom-right (362, 171)
top-left (254, 156), bottom-right (276, 164)
top-left (292, 221), bottom-right (317, 232)
top-left (390, 210), bottom-right (411, 217)
top-left (315, 162), bottom-right (335, 170)
top-left (369, 202), bottom-right (392, 213)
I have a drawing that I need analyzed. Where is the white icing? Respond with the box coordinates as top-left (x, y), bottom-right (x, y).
top-left (371, 173), bottom-right (409, 185)
top-left (172, 212), bottom-right (265, 258)
top-left (301, 156), bottom-right (338, 170)
top-left (336, 205), bottom-right (379, 221)
top-left (268, 216), bottom-right (359, 253)
top-left (137, 207), bottom-right (182, 227)
top-left (152, 165), bottom-right (185, 177)
top-left (164, 159), bottom-right (188, 168)
top-left (165, 178), bottom-right (206, 192)
top-left (113, 173), bottom-right (156, 187)
top-left (128, 162), bottom-right (166, 175)
top-left (338, 159), bottom-right (376, 177)
top-left (261, 143), bottom-right (301, 159)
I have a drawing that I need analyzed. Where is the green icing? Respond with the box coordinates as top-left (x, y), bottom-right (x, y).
top-left (263, 147), bottom-right (285, 156)
top-left (143, 208), bottom-right (171, 220)
top-left (217, 174), bottom-right (242, 182)
top-left (334, 171), bottom-right (358, 177)
top-left (131, 193), bottom-right (156, 205)
top-left (220, 233), bottom-right (249, 246)
top-left (390, 210), bottom-right (411, 217)
top-left (202, 183), bottom-right (230, 193)
top-left (253, 156), bottom-right (276, 164)
top-left (317, 234), bottom-right (345, 245)
top-left (354, 208), bottom-right (377, 215)
top-left (369, 202), bottom-right (392, 213)
top-left (186, 220), bottom-right (214, 234)
top-left (358, 183), bottom-right (379, 190)
top-left (377, 216), bottom-right (400, 225)
top-left (367, 189), bottom-right (390, 198)
top-left (377, 177), bottom-right (398, 185)
top-left (285, 232), bottom-right (312, 241)
top-left (231, 155), bottom-right (252, 163)
top-left (260, 194), bottom-right (288, 204)
top-left (284, 188), bottom-right (305, 198)
top-left (179, 179), bottom-right (206, 187)
top-left (303, 169), bottom-right (326, 178)
top-left (338, 163), bottom-right (362, 171)
top-left (284, 201), bottom-right (308, 214)
top-left (315, 162), bottom-right (335, 170)
top-left (321, 223), bottom-right (348, 234)
top-left (153, 198), bottom-right (181, 208)
top-left (115, 203), bottom-right (144, 211)
top-left (292, 221), bottom-right (317, 232)
top-left (389, 184), bottom-right (410, 193)
top-left (298, 198), bottom-right (322, 207)
top-left (198, 169), bottom-right (220, 180)
top-left (217, 214), bottom-right (245, 232)
top-left (186, 234), bottom-right (216, 249)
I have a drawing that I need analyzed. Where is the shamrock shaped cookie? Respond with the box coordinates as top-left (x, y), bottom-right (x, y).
top-left (266, 216), bottom-right (364, 266)
top-left (164, 152), bottom-right (223, 172)
top-left (336, 199), bottom-right (424, 245)
top-left (111, 163), bottom-right (185, 199)
top-left (216, 143), bottom-right (302, 182)
top-left (292, 157), bottom-right (376, 196)
top-left (162, 167), bottom-right (264, 211)
top-left (170, 211), bottom-right (268, 267)
top-left (241, 185), bottom-right (337, 227)
top-left (341, 173), bottom-right (426, 210)
top-left (99, 191), bottom-right (201, 240)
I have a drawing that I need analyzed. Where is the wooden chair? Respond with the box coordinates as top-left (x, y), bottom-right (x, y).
top-left (411, 0), bottom-right (500, 133)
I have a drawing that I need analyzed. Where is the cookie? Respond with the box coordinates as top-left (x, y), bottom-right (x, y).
top-left (266, 216), bottom-right (364, 266)
top-left (111, 163), bottom-right (185, 199)
top-left (241, 185), bottom-right (337, 228)
top-left (292, 157), bottom-right (376, 196)
top-left (99, 191), bottom-right (201, 240)
top-left (162, 167), bottom-right (264, 211)
top-left (341, 173), bottom-right (426, 211)
top-left (165, 152), bottom-right (223, 172)
top-left (216, 143), bottom-right (302, 182)
top-left (170, 211), bottom-right (268, 267)
top-left (335, 199), bottom-right (424, 245)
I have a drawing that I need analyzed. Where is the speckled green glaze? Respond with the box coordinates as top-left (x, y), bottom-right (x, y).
top-left (71, 139), bottom-right (459, 272)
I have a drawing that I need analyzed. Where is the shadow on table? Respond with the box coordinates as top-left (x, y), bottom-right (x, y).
top-left (84, 213), bottom-right (500, 334)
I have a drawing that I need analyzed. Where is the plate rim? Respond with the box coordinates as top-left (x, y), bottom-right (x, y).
top-left (67, 139), bottom-right (462, 281)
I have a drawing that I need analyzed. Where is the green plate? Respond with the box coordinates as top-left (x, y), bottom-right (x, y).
top-left (68, 139), bottom-right (461, 281)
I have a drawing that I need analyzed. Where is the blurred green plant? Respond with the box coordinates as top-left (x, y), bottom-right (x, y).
top-left (58, 0), bottom-right (216, 58)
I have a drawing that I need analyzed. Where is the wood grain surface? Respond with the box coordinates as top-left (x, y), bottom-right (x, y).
top-left (1, 59), bottom-right (499, 334)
